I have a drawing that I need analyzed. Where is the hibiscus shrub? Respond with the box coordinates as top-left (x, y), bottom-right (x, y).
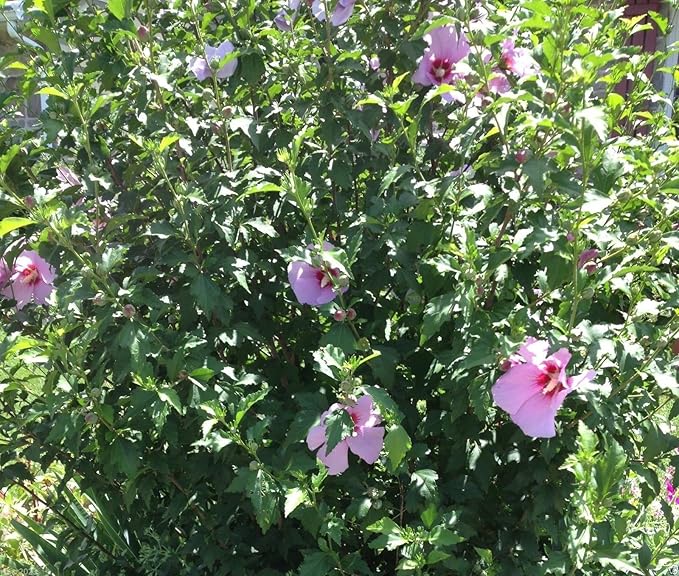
top-left (1, 0), bottom-right (679, 574)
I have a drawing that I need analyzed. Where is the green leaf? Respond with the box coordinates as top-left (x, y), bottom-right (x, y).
top-left (190, 274), bottom-right (222, 315)
top-left (384, 425), bottom-right (411, 471)
top-left (323, 409), bottom-right (353, 455)
top-left (410, 469), bottom-right (439, 501)
top-left (428, 525), bottom-right (464, 546)
top-left (36, 86), bottom-right (68, 100)
top-left (0, 217), bottom-right (34, 238)
top-left (107, 0), bottom-right (131, 20)
top-left (158, 134), bottom-right (180, 152)
top-left (250, 470), bottom-right (279, 533)
top-left (284, 487), bottom-right (308, 518)
top-left (313, 345), bottom-right (346, 380)
top-left (158, 387), bottom-right (184, 415)
top-left (234, 386), bottom-right (269, 427)
top-left (420, 292), bottom-right (456, 345)
top-left (0, 144), bottom-right (20, 175)
top-left (298, 551), bottom-right (333, 576)
top-left (366, 517), bottom-right (408, 550)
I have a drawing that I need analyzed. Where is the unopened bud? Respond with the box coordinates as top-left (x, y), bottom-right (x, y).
top-left (566, 231), bottom-right (575, 242)
top-left (123, 304), bottom-right (136, 318)
top-left (346, 308), bottom-right (357, 321)
top-left (581, 287), bottom-right (594, 299)
top-left (84, 412), bottom-right (98, 425)
top-left (223, 106), bottom-right (234, 119)
top-left (356, 337), bottom-right (370, 352)
top-left (333, 309), bottom-right (346, 322)
top-left (671, 339), bottom-right (679, 356)
top-left (24, 196), bottom-right (35, 208)
top-left (515, 149), bottom-right (529, 164)
top-left (249, 460), bottom-right (259, 471)
top-left (92, 293), bottom-right (105, 306)
top-left (543, 89), bottom-right (557, 105)
top-left (90, 387), bottom-right (101, 398)
top-left (137, 25), bottom-right (149, 41)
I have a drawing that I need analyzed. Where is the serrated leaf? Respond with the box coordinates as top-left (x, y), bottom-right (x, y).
top-left (284, 487), bottom-right (308, 518)
top-left (384, 425), bottom-right (411, 471)
top-left (235, 386), bottom-right (269, 427)
top-left (420, 292), bottom-right (456, 345)
top-left (323, 409), bottom-right (353, 455)
top-left (410, 469), bottom-right (439, 501)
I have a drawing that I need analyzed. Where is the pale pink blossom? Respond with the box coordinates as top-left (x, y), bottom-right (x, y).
top-left (189, 41), bottom-right (238, 81)
top-left (1, 250), bottom-right (56, 309)
top-left (492, 338), bottom-right (595, 438)
top-left (413, 26), bottom-right (470, 103)
top-left (311, 0), bottom-right (356, 26)
top-left (306, 395), bottom-right (385, 475)
top-left (288, 242), bottom-right (348, 306)
top-left (500, 38), bottom-right (537, 78)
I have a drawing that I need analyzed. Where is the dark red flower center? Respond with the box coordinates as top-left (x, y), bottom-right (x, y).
top-left (536, 360), bottom-right (562, 395)
top-left (430, 58), bottom-right (454, 83)
top-left (20, 264), bottom-right (39, 286)
top-left (315, 267), bottom-right (339, 289)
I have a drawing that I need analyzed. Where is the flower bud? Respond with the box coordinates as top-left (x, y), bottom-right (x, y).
top-left (84, 412), bottom-right (98, 425)
top-left (178, 370), bottom-right (189, 380)
top-left (346, 308), bottom-right (357, 321)
top-left (249, 460), bottom-right (259, 471)
top-left (356, 337), bottom-right (370, 352)
top-left (333, 309), bottom-right (346, 322)
top-left (672, 339), bottom-right (679, 356)
top-left (24, 196), bottom-right (35, 209)
top-left (566, 231), bottom-right (575, 242)
top-left (123, 304), bottom-right (136, 318)
top-left (90, 387), bottom-right (101, 398)
top-left (543, 89), bottom-right (557, 105)
top-left (223, 106), bottom-right (234, 119)
top-left (92, 293), bottom-right (105, 306)
top-left (137, 25), bottom-right (149, 41)
top-left (515, 150), bottom-right (529, 164)
top-left (581, 287), bottom-right (594, 299)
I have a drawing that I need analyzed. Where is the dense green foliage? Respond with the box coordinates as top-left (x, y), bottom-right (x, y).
top-left (1, 0), bottom-right (679, 574)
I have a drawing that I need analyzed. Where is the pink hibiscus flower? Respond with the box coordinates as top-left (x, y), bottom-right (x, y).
top-left (412, 25), bottom-right (470, 103)
top-left (311, 0), bottom-right (356, 26)
top-left (306, 395), bottom-right (385, 475)
top-left (492, 338), bottom-right (595, 438)
top-left (1, 250), bottom-right (56, 310)
top-left (189, 41), bottom-right (238, 81)
top-left (500, 38), bottom-right (537, 78)
top-left (577, 248), bottom-right (599, 274)
top-left (287, 242), bottom-right (348, 306)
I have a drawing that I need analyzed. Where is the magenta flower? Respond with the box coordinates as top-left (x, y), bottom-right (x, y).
top-left (288, 243), bottom-right (348, 306)
top-left (492, 338), bottom-right (595, 438)
top-left (577, 248), bottom-right (599, 274)
top-left (311, 0), bottom-right (356, 26)
top-left (189, 41), bottom-right (238, 81)
top-left (412, 26), bottom-right (470, 103)
top-left (306, 395), bottom-right (385, 475)
top-left (500, 38), bottom-right (537, 78)
top-left (1, 250), bottom-right (56, 310)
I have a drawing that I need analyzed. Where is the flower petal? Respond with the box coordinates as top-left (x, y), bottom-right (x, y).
top-left (510, 392), bottom-right (562, 438)
top-left (517, 338), bottom-right (548, 364)
top-left (189, 57), bottom-right (212, 81)
top-left (492, 363), bottom-right (544, 415)
top-left (306, 424), bottom-right (327, 451)
top-left (32, 281), bottom-right (53, 306)
top-left (330, 0), bottom-right (355, 26)
top-left (347, 426), bottom-right (384, 464)
top-left (318, 440), bottom-right (349, 475)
